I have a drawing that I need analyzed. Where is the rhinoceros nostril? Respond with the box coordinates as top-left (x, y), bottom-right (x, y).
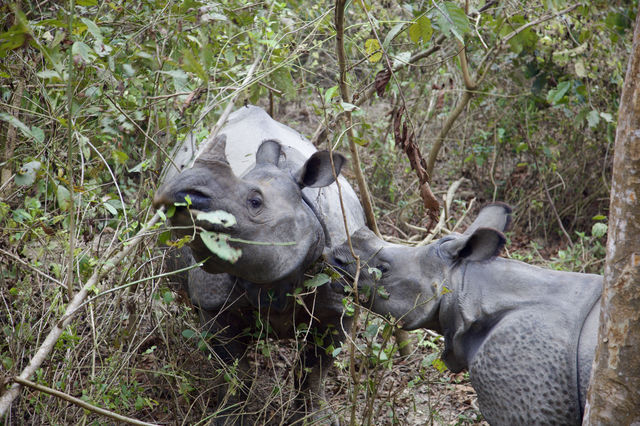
top-left (330, 252), bottom-right (351, 270)
top-left (175, 190), bottom-right (211, 211)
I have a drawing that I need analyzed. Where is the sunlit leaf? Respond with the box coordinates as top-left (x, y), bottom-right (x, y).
top-left (200, 231), bottom-right (242, 263)
top-left (365, 38), bottom-right (382, 63)
top-left (340, 102), bottom-right (358, 112)
top-left (324, 86), bottom-right (339, 105)
top-left (591, 222), bottom-right (608, 238)
top-left (36, 70), bottom-right (62, 80)
top-left (409, 15), bottom-right (433, 44)
top-left (15, 161), bottom-right (41, 186)
top-left (196, 210), bottom-right (236, 228)
top-left (600, 112), bottom-right (613, 123)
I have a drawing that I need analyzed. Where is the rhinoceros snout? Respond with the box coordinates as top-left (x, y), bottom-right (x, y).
top-left (152, 188), bottom-right (211, 212)
top-left (328, 250), bottom-right (354, 275)
top-left (173, 190), bottom-right (211, 211)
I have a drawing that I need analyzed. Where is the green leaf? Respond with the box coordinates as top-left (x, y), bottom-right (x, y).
top-left (435, 2), bottom-right (470, 43)
top-left (368, 267), bottom-right (382, 281)
top-left (224, 49), bottom-right (235, 66)
top-left (586, 110), bottom-right (600, 128)
top-left (72, 41), bottom-right (95, 62)
top-left (365, 38), bottom-right (382, 63)
top-left (591, 222), bottom-right (608, 238)
top-left (432, 358), bottom-right (448, 373)
top-left (102, 201), bottom-right (118, 216)
top-left (36, 69), bottom-right (62, 80)
top-left (200, 231), bottom-right (242, 263)
top-left (30, 126), bottom-right (44, 144)
top-left (304, 273), bottom-right (330, 288)
top-left (122, 63), bottom-right (135, 77)
top-left (181, 48), bottom-right (207, 82)
top-left (56, 185), bottom-right (71, 211)
top-left (409, 15), bottom-right (433, 44)
top-left (383, 23), bottom-right (405, 49)
top-left (546, 81), bottom-right (571, 105)
top-left (112, 150), bottom-right (129, 164)
top-left (181, 329), bottom-right (196, 339)
top-left (0, 113), bottom-right (30, 138)
top-left (270, 67), bottom-right (295, 98)
top-left (340, 102), bottom-right (358, 112)
top-left (80, 17), bottom-right (103, 42)
top-left (324, 86), bottom-right (339, 105)
top-left (196, 211), bottom-right (236, 228)
top-left (600, 112), bottom-right (613, 123)
top-left (15, 161), bottom-right (41, 186)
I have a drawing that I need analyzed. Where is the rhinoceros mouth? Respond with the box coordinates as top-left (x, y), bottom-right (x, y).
top-left (173, 189), bottom-right (211, 211)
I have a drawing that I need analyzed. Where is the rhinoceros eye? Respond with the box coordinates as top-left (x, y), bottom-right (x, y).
top-left (247, 191), bottom-right (263, 211)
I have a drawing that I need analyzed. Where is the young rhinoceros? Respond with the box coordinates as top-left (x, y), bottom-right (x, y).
top-left (154, 106), bottom-right (365, 424)
top-left (329, 203), bottom-right (602, 425)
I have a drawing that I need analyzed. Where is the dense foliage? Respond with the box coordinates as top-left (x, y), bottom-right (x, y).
top-left (0, 0), bottom-right (635, 424)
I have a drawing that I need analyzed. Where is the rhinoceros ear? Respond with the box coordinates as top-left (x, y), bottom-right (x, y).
top-left (464, 202), bottom-right (512, 235)
top-left (295, 151), bottom-right (346, 188)
top-left (256, 139), bottom-right (282, 166)
top-left (194, 134), bottom-right (229, 167)
top-left (440, 228), bottom-right (506, 262)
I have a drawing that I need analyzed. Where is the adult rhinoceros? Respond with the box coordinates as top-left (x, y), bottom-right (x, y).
top-left (329, 203), bottom-right (602, 425)
top-left (154, 105), bottom-right (365, 424)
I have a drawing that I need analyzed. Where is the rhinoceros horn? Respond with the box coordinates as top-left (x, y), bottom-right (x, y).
top-left (194, 134), bottom-right (229, 168)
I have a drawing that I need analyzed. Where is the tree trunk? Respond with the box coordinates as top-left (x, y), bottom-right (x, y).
top-left (582, 9), bottom-right (640, 425)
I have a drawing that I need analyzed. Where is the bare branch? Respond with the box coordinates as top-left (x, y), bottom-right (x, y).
top-left (11, 377), bottom-right (159, 426)
top-left (335, 0), bottom-right (380, 237)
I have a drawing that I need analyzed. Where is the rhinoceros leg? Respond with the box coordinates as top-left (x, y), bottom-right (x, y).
top-left (186, 269), bottom-right (253, 425)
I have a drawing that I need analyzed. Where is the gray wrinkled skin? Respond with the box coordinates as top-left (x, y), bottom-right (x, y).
top-left (155, 105), bottom-right (364, 284)
top-left (330, 203), bottom-right (602, 425)
top-left (156, 106), bottom-right (365, 424)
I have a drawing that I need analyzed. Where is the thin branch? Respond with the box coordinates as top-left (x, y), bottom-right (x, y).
top-left (11, 377), bottom-right (159, 426)
top-left (502, 3), bottom-right (580, 44)
top-left (0, 248), bottom-right (65, 288)
top-left (311, 35), bottom-right (446, 145)
top-left (335, 0), bottom-right (380, 237)
top-left (105, 94), bottom-right (178, 172)
top-left (65, 0), bottom-right (76, 301)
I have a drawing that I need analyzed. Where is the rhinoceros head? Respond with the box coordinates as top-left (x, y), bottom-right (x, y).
top-left (330, 203), bottom-right (511, 330)
top-left (154, 135), bottom-right (346, 284)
